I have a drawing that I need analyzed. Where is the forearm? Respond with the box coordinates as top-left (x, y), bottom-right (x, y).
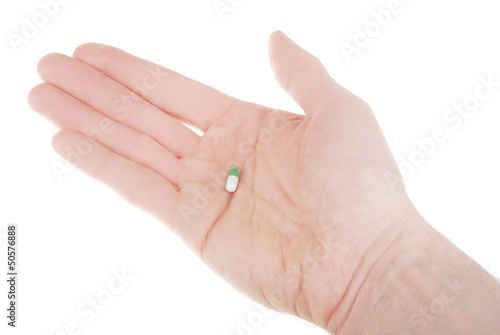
top-left (327, 215), bottom-right (500, 334)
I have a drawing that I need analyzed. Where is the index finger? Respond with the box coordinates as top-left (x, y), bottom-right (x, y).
top-left (73, 43), bottom-right (242, 131)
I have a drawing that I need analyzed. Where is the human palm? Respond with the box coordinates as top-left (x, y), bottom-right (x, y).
top-left (29, 31), bottom-right (417, 330)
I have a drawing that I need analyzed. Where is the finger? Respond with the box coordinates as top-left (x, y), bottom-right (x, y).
top-left (37, 53), bottom-right (199, 157)
top-left (51, 129), bottom-right (178, 225)
top-left (268, 31), bottom-right (352, 116)
top-left (72, 43), bottom-right (241, 131)
top-left (29, 83), bottom-right (181, 187)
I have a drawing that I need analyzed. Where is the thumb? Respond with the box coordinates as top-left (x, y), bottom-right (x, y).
top-left (268, 31), bottom-right (350, 116)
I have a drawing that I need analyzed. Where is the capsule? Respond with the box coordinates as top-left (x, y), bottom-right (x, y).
top-left (226, 166), bottom-right (240, 193)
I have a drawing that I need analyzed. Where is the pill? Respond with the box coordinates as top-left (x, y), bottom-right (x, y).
top-left (226, 166), bottom-right (240, 193)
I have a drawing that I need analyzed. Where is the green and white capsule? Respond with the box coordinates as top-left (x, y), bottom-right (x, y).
top-left (226, 166), bottom-right (240, 193)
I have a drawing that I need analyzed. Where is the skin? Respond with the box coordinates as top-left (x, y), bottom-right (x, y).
top-left (28, 31), bottom-right (500, 333)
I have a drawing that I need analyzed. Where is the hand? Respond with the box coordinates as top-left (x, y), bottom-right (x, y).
top-left (28, 31), bottom-right (433, 331)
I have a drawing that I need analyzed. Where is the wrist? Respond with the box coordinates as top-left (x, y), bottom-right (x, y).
top-left (327, 212), bottom-right (500, 334)
top-left (325, 208), bottom-right (434, 333)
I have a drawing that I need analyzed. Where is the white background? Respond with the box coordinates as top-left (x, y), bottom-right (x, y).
top-left (1, 0), bottom-right (499, 334)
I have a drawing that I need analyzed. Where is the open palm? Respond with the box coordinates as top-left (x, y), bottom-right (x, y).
top-left (29, 31), bottom-right (418, 330)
